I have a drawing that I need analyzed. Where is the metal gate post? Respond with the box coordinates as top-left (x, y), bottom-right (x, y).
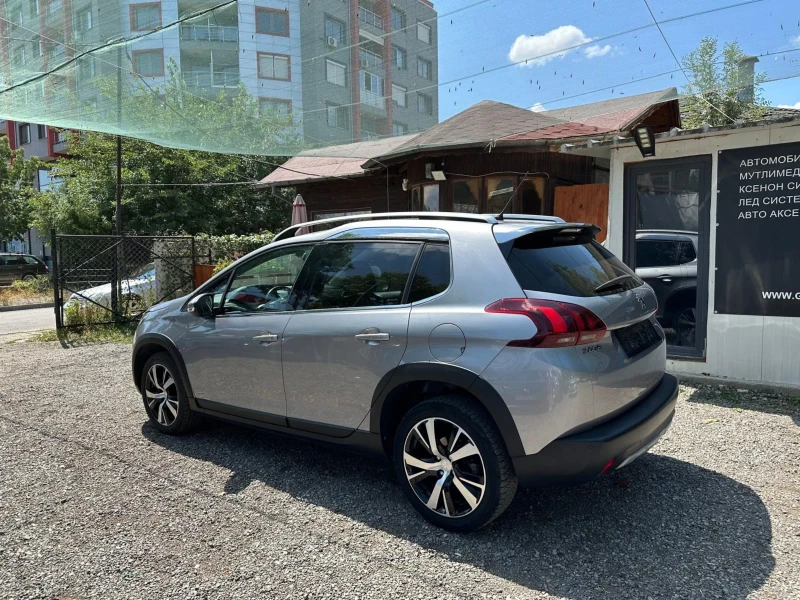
top-left (51, 228), bottom-right (62, 329)
top-left (190, 237), bottom-right (196, 290)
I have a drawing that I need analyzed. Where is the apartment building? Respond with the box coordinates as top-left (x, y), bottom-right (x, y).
top-left (0, 0), bottom-right (439, 171)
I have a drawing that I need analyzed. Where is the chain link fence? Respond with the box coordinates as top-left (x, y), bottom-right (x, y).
top-left (52, 232), bottom-right (197, 328)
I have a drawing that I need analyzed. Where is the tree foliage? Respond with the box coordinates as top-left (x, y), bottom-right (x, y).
top-left (28, 60), bottom-right (297, 236)
top-left (681, 37), bottom-right (770, 128)
top-left (0, 137), bottom-right (39, 243)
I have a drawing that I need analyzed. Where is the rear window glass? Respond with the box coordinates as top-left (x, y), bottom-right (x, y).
top-left (636, 239), bottom-right (696, 267)
top-left (502, 232), bottom-right (642, 297)
top-left (23, 256), bottom-right (41, 265)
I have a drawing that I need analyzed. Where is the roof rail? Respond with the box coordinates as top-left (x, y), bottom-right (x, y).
top-left (273, 212), bottom-right (500, 241)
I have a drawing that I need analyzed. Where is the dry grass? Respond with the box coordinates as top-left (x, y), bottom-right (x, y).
top-left (0, 286), bottom-right (52, 307)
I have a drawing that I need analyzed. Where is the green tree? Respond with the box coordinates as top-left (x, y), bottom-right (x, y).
top-left (681, 37), bottom-right (770, 128)
top-left (0, 137), bottom-right (39, 243)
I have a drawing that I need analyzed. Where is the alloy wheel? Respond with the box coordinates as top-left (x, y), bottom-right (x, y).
top-left (402, 417), bottom-right (486, 518)
top-left (145, 364), bottom-right (179, 426)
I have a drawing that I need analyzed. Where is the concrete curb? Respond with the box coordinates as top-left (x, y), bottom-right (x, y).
top-left (0, 303), bottom-right (54, 313)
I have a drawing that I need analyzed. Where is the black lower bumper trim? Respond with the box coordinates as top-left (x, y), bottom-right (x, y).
top-left (512, 374), bottom-right (679, 487)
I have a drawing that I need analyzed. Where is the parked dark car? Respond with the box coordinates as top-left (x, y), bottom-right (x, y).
top-left (634, 230), bottom-right (697, 345)
top-left (0, 253), bottom-right (49, 285)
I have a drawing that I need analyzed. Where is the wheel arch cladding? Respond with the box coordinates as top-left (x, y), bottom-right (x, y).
top-left (370, 363), bottom-right (525, 459)
top-left (132, 334), bottom-right (195, 399)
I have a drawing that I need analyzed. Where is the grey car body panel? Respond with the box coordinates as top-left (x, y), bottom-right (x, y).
top-left (634, 230), bottom-right (698, 320)
top-left (133, 214), bottom-right (671, 481)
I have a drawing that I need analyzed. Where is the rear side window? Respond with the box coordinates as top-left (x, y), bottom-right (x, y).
top-left (503, 232), bottom-right (641, 297)
top-left (5, 256), bottom-right (25, 266)
top-left (636, 239), bottom-right (695, 267)
top-left (304, 242), bottom-right (419, 310)
top-left (409, 243), bottom-right (450, 303)
top-left (23, 256), bottom-right (41, 265)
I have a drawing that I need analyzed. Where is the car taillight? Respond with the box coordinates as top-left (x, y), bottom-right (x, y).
top-left (484, 298), bottom-right (607, 348)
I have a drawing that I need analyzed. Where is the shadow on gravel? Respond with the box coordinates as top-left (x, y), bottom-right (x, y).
top-left (683, 384), bottom-right (800, 426)
top-left (143, 422), bottom-right (774, 600)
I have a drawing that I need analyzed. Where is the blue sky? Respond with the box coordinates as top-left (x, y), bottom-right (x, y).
top-left (431, 0), bottom-right (800, 120)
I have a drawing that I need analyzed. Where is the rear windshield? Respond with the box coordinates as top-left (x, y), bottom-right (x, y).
top-left (501, 231), bottom-right (642, 297)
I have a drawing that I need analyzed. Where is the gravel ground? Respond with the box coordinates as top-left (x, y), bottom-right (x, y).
top-left (0, 342), bottom-right (798, 600)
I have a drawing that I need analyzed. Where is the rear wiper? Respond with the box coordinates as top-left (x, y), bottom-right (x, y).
top-left (594, 274), bottom-right (637, 294)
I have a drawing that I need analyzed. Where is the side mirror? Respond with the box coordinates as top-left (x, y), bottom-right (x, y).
top-left (187, 293), bottom-right (216, 318)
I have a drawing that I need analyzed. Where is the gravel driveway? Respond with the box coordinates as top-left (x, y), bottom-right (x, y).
top-left (1, 342), bottom-right (798, 600)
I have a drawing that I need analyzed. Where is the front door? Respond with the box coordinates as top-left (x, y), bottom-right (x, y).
top-left (282, 240), bottom-right (420, 433)
top-left (624, 156), bottom-right (711, 358)
top-left (179, 244), bottom-right (314, 420)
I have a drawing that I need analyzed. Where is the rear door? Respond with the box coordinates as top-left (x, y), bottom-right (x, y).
top-left (282, 240), bottom-right (420, 434)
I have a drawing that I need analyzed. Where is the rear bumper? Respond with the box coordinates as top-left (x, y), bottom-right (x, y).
top-left (512, 374), bottom-right (679, 487)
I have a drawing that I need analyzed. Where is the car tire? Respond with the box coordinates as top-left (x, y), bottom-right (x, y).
top-left (672, 305), bottom-right (697, 346)
top-left (393, 395), bottom-right (518, 532)
top-left (140, 352), bottom-right (200, 435)
top-left (22, 273), bottom-right (36, 282)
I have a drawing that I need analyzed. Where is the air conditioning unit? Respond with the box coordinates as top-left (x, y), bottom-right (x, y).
top-left (327, 36), bottom-right (339, 48)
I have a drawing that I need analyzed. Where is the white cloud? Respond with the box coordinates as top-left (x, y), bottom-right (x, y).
top-left (791, 35), bottom-right (800, 48)
top-left (509, 25), bottom-right (591, 67)
top-left (585, 44), bottom-right (612, 58)
top-left (778, 102), bottom-right (800, 110)
top-left (530, 103), bottom-right (546, 112)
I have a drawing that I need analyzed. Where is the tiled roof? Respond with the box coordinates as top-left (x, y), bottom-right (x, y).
top-left (261, 88), bottom-right (680, 186)
top-left (259, 134), bottom-right (416, 186)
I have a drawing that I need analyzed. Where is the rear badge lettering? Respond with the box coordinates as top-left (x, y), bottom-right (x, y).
top-left (582, 344), bottom-right (602, 354)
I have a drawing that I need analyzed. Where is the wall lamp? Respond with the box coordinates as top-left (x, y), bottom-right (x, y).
top-left (633, 123), bottom-right (656, 158)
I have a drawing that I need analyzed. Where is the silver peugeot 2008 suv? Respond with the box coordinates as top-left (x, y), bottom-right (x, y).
top-left (132, 213), bottom-right (678, 532)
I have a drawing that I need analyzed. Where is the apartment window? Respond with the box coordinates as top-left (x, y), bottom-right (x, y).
top-left (130, 3), bottom-right (161, 31)
top-left (133, 49), bottom-right (164, 77)
top-left (417, 21), bottom-right (431, 44)
top-left (417, 57), bottom-right (431, 80)
top-left (391, 7), bottom-right (406, 30)
top-left (417, 93), bottom-right (433, 115)
top-left (37, 38), bottom-right (43, 57)
top-left (258, 53), bottom-right (290, 81)
top-left (326, 103), bottom-right (349, 130)
top-left (260, 98), bottom-right (292, 116)
top-left (256, 7), bottom-right (289, 36)
top-left (29, 0), bottom-right (38, 16)
top-left (77, 7), bottom-right (92, 32)
top-left (12, 47), bottom-right (25, 68)
top-left (37, 124), bottom-right (46, 139)
top-left (391, 84), bottom-right (406, 107)
top-left (78, 56), bottom-right (95, 80)
top-left (324, 16), bottom-right (345, 44)
top-left (392, 45), bottom-right (406, 70)
top-left (326, 59), bottom-right (346, 86)
top-left (360, 71), bottom-right (384, 94)
top-left (18, 123), bottom-right (31, 145)
top-left (392, 122), bottom-right (408, 136)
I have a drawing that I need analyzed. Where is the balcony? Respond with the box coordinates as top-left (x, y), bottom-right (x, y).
top-left (180, 24), bottom-right (238, 43)
top-left (184, 70), bottom-right (240, 88)
top-left (359, 48), bottom-right (383, 70)
top-left (358, 6), bottom-right (383, 30)
top-left (360, 89), bottom-right (386, 112)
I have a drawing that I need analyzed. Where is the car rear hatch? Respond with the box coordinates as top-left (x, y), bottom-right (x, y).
top-left (494, 222), bottom-right (666, 435)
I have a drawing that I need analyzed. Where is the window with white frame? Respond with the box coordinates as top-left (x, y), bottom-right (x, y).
top-left (417, 93), bottom-right (433, 115)
top-left (326, 59), bottom-right (346, 86)
top-left (392, 45), bottom-right (406, 70)
top-left (259, 98), bottom-right (292, 116)
top-left (326, 103), bottom-right (349, 129)
top-left (417, 21), bottom-right (431, 43)
top-left (391, 7), bottom-right (406, 30)
top-left (392, 122), bottom-right (408, 136)
top-left (391, 84), bottom-right (407, 107)
top-left (324, 15), bottom-right (345, 44)
top-left (258, 53), bottom-right (290, 80)
top-left (77, 7), bottom-right (92, 32)
top-left (417, 57), bottom-right (431, 80)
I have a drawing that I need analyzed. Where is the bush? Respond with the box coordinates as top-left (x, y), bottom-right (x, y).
top-left (195, 232), bottom-right (274, 264)
top-left (11, 274), bottom-right (52, 294)
top-left (212, 259), bottom-right (233, 275)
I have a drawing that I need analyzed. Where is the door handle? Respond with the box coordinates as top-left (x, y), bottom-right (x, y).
top-left (253, 333), bottom-right (279, 343)
top-left (355, 332), bottom-right (390, 342)
top-left (656, 275), bottom-right (673, 282)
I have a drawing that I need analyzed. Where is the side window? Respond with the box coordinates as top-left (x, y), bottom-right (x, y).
top-left (636, 240), bottom-right (687, 268)
top-left (6, 256), bottom-right (25, 266)
top-left (408, 243), bottom-right (450, 303)
top-left (23, 256), bottom-right (40, 265)
top-left (304, 242), bottom-right (419, 310)
top-left (223, 245), bottom-right (313, 313)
